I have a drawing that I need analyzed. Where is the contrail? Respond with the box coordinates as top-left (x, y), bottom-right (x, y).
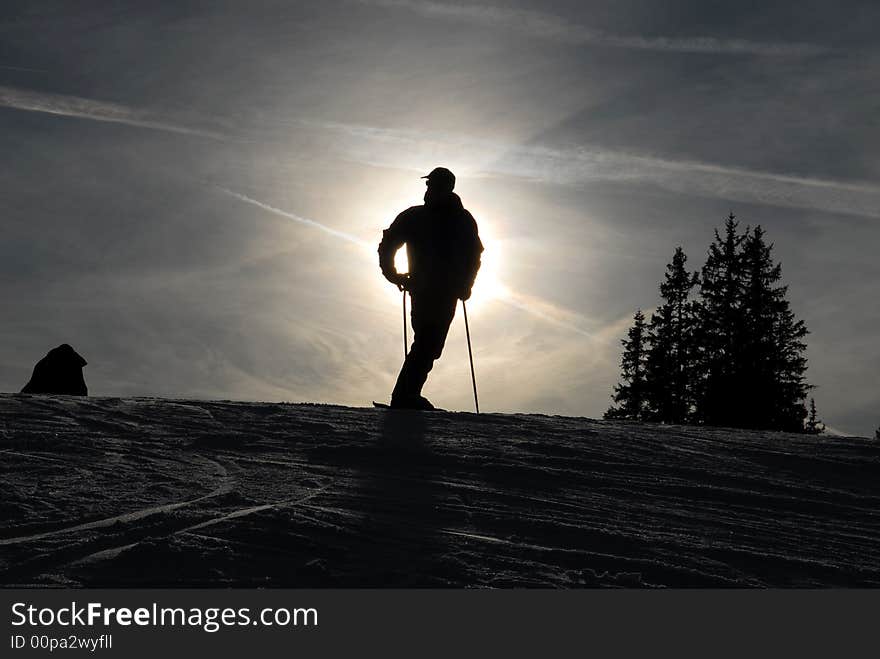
top-left (0, 85), bottom-right (224, 139)
top-left (496, 285), bottom-right (594, 338)
top-left (0, 65), bottom-right (47, 73)
top-left (218, 187), bottom-right (371, 248)
top-left (358, 0), bottom-right (830, 56)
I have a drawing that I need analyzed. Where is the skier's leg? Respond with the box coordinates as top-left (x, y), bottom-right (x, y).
top-left (391, 291), bottom-right (457, 404)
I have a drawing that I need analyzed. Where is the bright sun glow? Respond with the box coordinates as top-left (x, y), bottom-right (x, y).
top-left (467, 214), bottom-right (503, 309)
top-left (393, 247), bottom-right (409, 276)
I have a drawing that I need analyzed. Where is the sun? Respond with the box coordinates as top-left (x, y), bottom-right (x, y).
top-left (466, 213), bottom-right (503, 310)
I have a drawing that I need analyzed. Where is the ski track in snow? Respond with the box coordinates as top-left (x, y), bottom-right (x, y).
top-left (68, 484), bottom-right (335, 567)
top-left (1, 394), bottom-right (879, 587)
top-left (0, 457), bottom-right (233, 546)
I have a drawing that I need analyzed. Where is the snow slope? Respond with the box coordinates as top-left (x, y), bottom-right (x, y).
top-left (1, 394), bottom-right (878, 587)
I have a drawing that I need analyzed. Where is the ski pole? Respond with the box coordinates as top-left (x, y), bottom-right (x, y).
top-left (402, 288), bottom-right (408, 358)
top-left (462, 300), bottom-right (479, 414)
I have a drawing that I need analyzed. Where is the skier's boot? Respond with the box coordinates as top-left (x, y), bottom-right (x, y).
top-left (414, 395), bottom-right (435, 410)
top-left (389, 394), bottom-right (435, 410)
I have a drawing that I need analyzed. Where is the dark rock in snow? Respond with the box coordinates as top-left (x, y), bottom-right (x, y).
top-left (20, 344), bottom-right (88, 396)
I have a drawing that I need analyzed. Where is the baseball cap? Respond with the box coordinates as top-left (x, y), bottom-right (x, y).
top-left (421, 167), bottom-right (455, 191)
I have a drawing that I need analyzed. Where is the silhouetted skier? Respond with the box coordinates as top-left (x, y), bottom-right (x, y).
top-left (379, 167), bottom-right (483, 409)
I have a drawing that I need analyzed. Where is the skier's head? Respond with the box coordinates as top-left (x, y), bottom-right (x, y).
top-left (421, 167), bottom-right (455, 194)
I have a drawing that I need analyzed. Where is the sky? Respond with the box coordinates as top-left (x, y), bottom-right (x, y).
top-left (1, 0), bottom-right (877, 436)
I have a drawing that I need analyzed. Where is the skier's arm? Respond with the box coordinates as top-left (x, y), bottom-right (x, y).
top-left (378, 211), bottom-right (410, 288)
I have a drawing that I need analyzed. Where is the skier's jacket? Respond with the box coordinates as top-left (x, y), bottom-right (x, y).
top-left (378, 191), bottom-right (483, 299)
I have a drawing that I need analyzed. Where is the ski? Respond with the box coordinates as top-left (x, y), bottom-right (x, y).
top-left (372, 401), bottom-right (447, 412)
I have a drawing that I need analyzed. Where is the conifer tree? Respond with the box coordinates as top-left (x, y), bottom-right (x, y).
top-left (804, 398), bottom-right (825, 434)
top-left (740, 227), bottom-right (810, 431)
top-left (605, 309), bottom-right (648, 420)
top-left (693, 214), bottom-right (749, 427)
top-left (606, 212), bottom-right (812, 433)
top-left (644, 247), bottom-right (699, 423)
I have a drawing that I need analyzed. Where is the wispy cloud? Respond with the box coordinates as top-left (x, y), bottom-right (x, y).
top-left (0, 85), bottom-right (225, 139)
top-left (314, 120), bottom-right (880, 219)
top-left (359, 0), bottom-right (831, 56)
top-left (8, 82), bottom-right (873, 220)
